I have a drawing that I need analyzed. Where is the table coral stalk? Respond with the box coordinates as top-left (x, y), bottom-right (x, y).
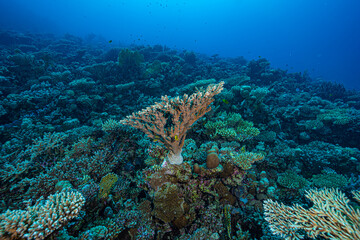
top-left (120, 82), bottom-right (224, 165)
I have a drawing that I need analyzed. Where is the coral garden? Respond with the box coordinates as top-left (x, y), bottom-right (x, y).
top-left (0, 30), bottom-right (360, 239)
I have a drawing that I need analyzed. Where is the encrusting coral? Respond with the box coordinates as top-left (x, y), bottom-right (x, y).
top-left (0, 189), bottom-right (85, 240)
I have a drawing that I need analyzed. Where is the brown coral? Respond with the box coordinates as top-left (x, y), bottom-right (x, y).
top-left (206, 146), bottom-right (220, 169)
top-left (153, 183), bottom-right (185, 223)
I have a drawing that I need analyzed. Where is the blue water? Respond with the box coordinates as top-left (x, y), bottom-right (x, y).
top-left (1, 0), bottom-right (359, 89)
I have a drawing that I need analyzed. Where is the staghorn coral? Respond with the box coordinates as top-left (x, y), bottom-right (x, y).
top-left (12, 146), bottom-right (119, 201)
top-left (76, 149), bottom-right (118, 181)
top-left (0, 152), bottom-right (31, 183)
top-left (101, 119), bottom-right (122, 133)
top-left (0, 132), bottom-right (68, 190)
top-left (68, 137), bottom-right (93, 158)
top-left (0, 189), bottom-right (85, 240)
top-left (29, 132), bottom-right (67, 162)
top-left (264, 188), bottom-right (360, 240)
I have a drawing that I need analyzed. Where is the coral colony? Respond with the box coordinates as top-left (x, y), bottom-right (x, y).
top-left (0, 31), bottom-right (360, 239)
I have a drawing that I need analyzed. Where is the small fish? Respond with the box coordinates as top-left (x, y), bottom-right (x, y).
top-left (240, 146), bottom-right (246, 153)
top-left (222, 99), bottom-right (229, 104)
top-left (108, 40), bottom-right (113, 43)
top-left (153, 136), bottom-right (160, 142)
top-left (174, 135), bottom-right (179, 141)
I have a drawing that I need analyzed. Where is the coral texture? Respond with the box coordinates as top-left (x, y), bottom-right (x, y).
top-left (264, 188), bottom-right (360, 239)
top-left (120, 82), bottom-right (224, 165)
top-left (0, 189), bottom-right (85, 240)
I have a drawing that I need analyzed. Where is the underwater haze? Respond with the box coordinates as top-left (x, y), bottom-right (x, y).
top-left (1, 0), bottom-right (360, 89)
top-left (2, 1), bottom-right (360, 240)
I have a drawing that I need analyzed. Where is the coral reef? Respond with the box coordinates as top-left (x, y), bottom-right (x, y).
top-left (0, 30), bottom-right (359, 239)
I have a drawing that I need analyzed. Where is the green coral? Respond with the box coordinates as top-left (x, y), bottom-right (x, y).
top-left (277, 170), bottom-right (310, 190)
top-left (118, 48), bottom-right (144, 78)
top-left (255, 130), bottom-right (277, 142)
top-left (215, 128), bottom-right (237, 139)
top-left (179, 79), bottom-right (216, 94)
top-left (304, 119), bottom-right (325, 130)
top-left (102, 119), bottom-right (122, 132)
top-left (311, 173), bottom-right (349, 188)
top-left (145, 60), bottom-right (163, 76)
top-left (317, 108), bottom-right (352, 125)
top-left (77, 218), bottom-right (124, 240)
top-left (226, 151), bottom-right (264, 170)
top-left (118, 49), bottom-right (144, 67)
top-left (204, 112), bottom-right (260, 142)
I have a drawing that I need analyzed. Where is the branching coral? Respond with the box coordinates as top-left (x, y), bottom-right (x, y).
top-left (120, 82), bottom-right (224, 165)
top-left (204, 112), bottom-right (260, 142)
top-left (220, 147), bottom-right (264, 171)
top-left (264, 188), bottom-right (360, 239)
top-left (228, 151), bottom-right (264, 170)
top-left (0, 189), bottom-right (85, 240)
top-left (29, 132), bottom-right (67, 161)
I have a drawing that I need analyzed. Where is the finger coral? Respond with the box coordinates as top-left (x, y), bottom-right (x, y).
top-left (0, 189), bottom-right (85, 240)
